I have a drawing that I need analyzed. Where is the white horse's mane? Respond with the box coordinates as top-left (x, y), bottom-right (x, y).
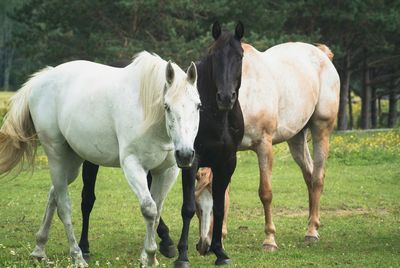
top-left (132, 51), bottom-right (183, 133)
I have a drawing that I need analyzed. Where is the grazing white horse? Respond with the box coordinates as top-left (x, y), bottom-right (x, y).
top-left (196, 42), bottom-right (340, 252)
top-left (0, 52), bottom-right (201, 267)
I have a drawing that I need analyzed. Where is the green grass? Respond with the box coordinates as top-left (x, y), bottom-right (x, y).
top-left (0, 130), bottom-right (399, 267)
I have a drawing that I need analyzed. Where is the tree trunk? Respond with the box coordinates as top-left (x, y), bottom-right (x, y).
top-left (388, 81), bottom-right (398, 128)
top-left (348, 87), bottom-right (353, 129)
top-left (361, 52), bottom-right (371, 129)
top-left (337, 50), bottom-right (351, 130)
top-left (371, 87), bottom-right (377, 128)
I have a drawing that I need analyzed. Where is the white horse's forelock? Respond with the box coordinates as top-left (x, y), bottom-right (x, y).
top-left (134, 51), bottom-right (185, 133)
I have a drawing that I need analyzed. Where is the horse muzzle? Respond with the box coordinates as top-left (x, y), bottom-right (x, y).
top-left (174, 149), bottom-right (195, 168)
top-left (216, 91), bottom-right (236, 111)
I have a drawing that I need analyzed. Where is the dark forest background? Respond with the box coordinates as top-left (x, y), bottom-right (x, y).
top-left (1, 0), bottom-right (399, 129)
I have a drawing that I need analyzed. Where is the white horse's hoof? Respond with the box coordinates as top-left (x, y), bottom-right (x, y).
top-left (30, 246), bottom-right (47, 261)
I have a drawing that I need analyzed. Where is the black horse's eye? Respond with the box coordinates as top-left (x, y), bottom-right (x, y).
top-left (164, 103), bottom-right (170, 112)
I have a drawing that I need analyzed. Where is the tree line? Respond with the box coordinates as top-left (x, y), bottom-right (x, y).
top-left (1, 0), bottom-right (399, 129)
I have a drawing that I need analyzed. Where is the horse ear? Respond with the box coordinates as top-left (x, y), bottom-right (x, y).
top-left (212, 21), bottom-right (221, 40)
top-left (166, 61), bottom-right (175, 85)
top-left (186, 62), bottom-right (197, 85)
top-left (235, 21), bottom-right (244, 40)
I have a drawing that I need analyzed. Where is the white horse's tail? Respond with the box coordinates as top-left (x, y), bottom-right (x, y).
top-left (315, 43), bottom-right (334, 61)
top-left (0, 69), bottom-right (48, 175)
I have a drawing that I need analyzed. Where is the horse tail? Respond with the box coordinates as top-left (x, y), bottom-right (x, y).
top-left (314, 43), bottom-right (334, 61)
top-left (0, 68), bottom-right (51, 175)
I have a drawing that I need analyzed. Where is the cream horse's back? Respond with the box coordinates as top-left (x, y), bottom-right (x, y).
top-left (239, 42), bottom-right (339, 250)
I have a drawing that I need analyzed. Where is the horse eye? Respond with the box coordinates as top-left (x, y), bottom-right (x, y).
top-left (164, 104), bottom-right (170, 112)
top-left (197, 103), bottom-right (202, 110)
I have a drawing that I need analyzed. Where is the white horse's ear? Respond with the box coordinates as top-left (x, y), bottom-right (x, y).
top-left (186, 62), bottom-right (197, 85)
top-left (166, 61), bottom-right (175, 85)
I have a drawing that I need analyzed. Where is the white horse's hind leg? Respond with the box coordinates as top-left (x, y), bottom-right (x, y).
top-left (121, 155), bottom-right (158, 267)
top-left (36, 143), bottom-right (86, 267)
top-left (30, 186), bottom-right (56, 261)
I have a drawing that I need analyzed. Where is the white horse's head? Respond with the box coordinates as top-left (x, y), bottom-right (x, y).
top-left (163, 61), bottom-right (200, 168)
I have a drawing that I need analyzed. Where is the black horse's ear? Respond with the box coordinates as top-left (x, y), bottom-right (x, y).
top-left (212, 21), bottom-right (221, 40)
top-left (166, 61), bottom-right (175, 85)
top-left (235, 21), bottom-right (244, 40)
top-left (186, 62), bottom-right (197, 85)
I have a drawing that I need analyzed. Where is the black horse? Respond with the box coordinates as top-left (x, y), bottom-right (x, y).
top-left (78, 21), bottom-right (244, 267)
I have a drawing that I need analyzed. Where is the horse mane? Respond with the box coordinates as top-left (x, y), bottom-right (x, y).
top-left (132, 51), bottom-right (181, 133)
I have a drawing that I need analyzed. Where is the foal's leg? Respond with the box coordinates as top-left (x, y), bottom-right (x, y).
top-left (174, 159), bottom-right (198, 268)
top-left (79, 161), bottom-right (99, 257)
top-left (210, 157), bottom-right (236, 265)
top-left (147, 163), bottom-right (179, 265)
top-left (148, 173), bottom-right (176, 258)
top-left (255, 135), bottom-right (277, 251)
top-left (121, 155), bottom-right (158, 267)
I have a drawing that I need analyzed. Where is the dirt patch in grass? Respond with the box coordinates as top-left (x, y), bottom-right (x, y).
top-left (274, 207), bottom-right (390, 217)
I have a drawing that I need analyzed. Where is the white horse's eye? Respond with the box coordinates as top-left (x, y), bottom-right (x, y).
top-left (164, 103), bottom-right (170, 112)
top-left (197, 103), bottom-right (202, 110)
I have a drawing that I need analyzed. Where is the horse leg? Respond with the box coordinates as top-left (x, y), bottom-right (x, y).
top-left (174, 159), bottom-right (198, 268)
top-left (30, 186), bottom-right (56, 261)
top-left (147, 172), bottom-right (176, 258)
top-left (222, 185), bottom-right (230, 242)
top-left (287, 129), bottom-right (314, 237)
top-left (148, 164), bottom-right (179, 265)
top-left (210, 157), bottom-right (236, 265)
top-left (121, 155), bottom-right (157, 267)
top-left (35, 145), bottom-right (86, 266)
top-left (255, 135), bottom-right (277, 251)
top-left (305, 119), bottom-right (335, 241)
top-left (79, 161), bottom-right (99, 258)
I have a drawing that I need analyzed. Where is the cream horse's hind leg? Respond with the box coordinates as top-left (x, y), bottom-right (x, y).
top-left (287, 129), bottom-right (315, 237)
top-left (31, 142), bottom-right (86, 267)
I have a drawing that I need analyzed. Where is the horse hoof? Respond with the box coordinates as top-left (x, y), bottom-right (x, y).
top-left (305, 235), bottom-right (319, 243)
top-left (174, 260), bottom-right (190, 268)
top-left (159, 243), bottom-right (176, 258)
top-left (215, 257), bottom-right (232, 266)
top-left (263, 243), bottom-right (278, 252)
top-left (82, 252), bottom-right (90, 261)
top-left (30, 255), bottom-right (46, 262)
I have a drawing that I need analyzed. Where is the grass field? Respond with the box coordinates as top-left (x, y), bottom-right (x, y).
top-left (0, 128), bottom-right (399, 268)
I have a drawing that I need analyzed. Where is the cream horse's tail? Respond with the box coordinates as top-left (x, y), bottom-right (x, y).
top-left (315, 43), bottom-right (334, 61)
top-left (0, 68), bottom-right (51, 174)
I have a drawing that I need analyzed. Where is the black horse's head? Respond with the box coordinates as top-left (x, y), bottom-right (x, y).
top-left (209, 21), bottom-right (244, 111)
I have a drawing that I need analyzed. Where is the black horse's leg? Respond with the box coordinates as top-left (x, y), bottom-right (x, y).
top-left (79, 161), bottom-right (99, 258)
top-left (210, 156), bottom-right (236, 265)
top-left (174, 160), bottom-right (198, 268)
top-left (147, 172), bottom-right (176, 258)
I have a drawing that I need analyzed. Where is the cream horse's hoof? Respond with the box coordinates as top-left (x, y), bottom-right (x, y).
top-left (305, 235), bottom-right (319, 243)
top-left (262, 243), bottom-right (278, 252)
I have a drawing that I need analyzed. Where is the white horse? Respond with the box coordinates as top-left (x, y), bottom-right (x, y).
top-left (0, 52), bottom-right (201, 267)
top-left (195, 42), bottom-right (340, 252)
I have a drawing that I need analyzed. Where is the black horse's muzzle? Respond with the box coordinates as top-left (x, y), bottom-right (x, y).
top-left (175, 149), bottom-right (195, 168)
top-left (216, 91), bottom-right (237, 111)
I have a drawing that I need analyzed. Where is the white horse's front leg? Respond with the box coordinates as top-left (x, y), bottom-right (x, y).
top-left (121, 155), bottom-right (158, 267)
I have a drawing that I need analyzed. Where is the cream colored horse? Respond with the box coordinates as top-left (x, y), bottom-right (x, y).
top-left (196, 42), bottom-right (340, 252)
